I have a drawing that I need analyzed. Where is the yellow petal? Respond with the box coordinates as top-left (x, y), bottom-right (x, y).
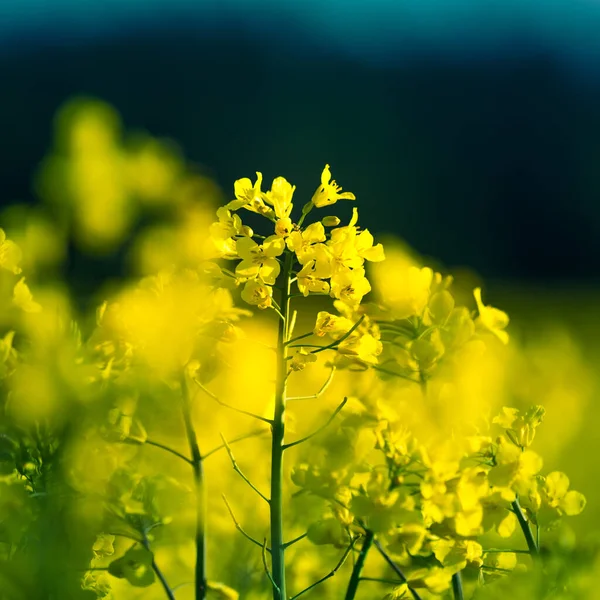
top-left (560, 490), bottom-right (586, 516)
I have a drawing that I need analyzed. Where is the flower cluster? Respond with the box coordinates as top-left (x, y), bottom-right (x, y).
top-left (208, 166), bottom-right (384, 311)
top-left (293, 401), bottom-right (586, 597)
top-left (369, 263), bottom-right (509, 384)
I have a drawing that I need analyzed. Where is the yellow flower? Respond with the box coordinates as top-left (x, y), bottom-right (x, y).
top-left (408, 567), bottom-right (452, 594)
top-left (209, 207), bottom-right (245, 259)
top-left (493, 405), bottom-right (545, 449)
top-left (274, 217), bottom-right (293, 238)
top-left (92, 534), bottom-right (115, 558)
top-left (351, 475), bottom-right (416, 534)
top-left (108, 546), bottom-right (155, 587)
top-left (386, 523), bottom-right (427, 560)
top-left (337, 332), bottom-right (382, 365)
top-left (432, 538), bottom-right (483, 572)
top-left (240, 280), bottom-right (273, 309)
top-left (488, 437), bottom-right (543, 494)
top-left (330, 267), bottom-right (371, 306)
top-left (481, 488), bottom-right (517, 537)
top-left (409, 329), bottom-right (445, 373)
top-left (296, 260), bottom-right (331, 296)
top-left (383, 584), bottom-right (409, 600)
top-left (286, 222), bottom-right (327, 264)
top-left (313, 311), bottom-right (353, 337)
top-left (290, 348), bottom-right (318, 371)
top-left (210, 207), bottom-right (243, 240)
top-left (483, 551), bottom-right (517, 578)
top-left (311, 164), bottom-right (356, 208)
top-left (226, 172), bottom-right (273, 217)
top-left (13, 278), bottom-right (42, 313)
top-left (474, 287), bottom-right (509, 344)
top-left (354, 228), bottom-right (385, 262)
top-left (420, 480), bottom-right (456, 526)
top-left (0, 229), bottom-right (22, 274)
top-left (377, 265), bottom-right (434, 320)
top-left (235, 236), bottom-right (285, 285)
top-left (542, 472), bottom-right (586, 517)
top-left (265, 176), bottom-right (295, 219)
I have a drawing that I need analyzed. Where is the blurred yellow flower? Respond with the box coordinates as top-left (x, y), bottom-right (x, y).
top-left (474, 287), bottom-right (510, 344)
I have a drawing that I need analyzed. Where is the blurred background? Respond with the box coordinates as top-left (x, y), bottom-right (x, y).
top-left (3, 0), bottom-right (600, 283)
top-left (1, 0), bottom-right (600, 590)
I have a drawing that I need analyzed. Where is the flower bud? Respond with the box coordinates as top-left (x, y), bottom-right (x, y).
top-left (322, 216), bottom-right (341, 227)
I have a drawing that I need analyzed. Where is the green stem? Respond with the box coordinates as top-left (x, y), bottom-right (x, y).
top-left (451, 572), bottom-right (464, 600)
top-left (270, 250), bottom-right (293, 600)
top-left (373, 538), bottom-right (423, 600)
top-left (511, 498), bottom-right (539, 559)
top-left (181, 374), bottom-right (207, 600)
top-left (344, 530), bottom-right (374, 600)
top-left (142, 535), bottom-right (177, 600)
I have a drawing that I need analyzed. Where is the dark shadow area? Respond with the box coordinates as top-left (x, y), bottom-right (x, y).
top-left (2, 26), bottom-right (600, 282)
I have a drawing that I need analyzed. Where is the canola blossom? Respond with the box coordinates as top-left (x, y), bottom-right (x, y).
top-left (0, 148), bottom-right (593, 600)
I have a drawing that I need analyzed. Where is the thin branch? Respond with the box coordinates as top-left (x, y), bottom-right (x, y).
top-left (220, 434), bottom-right (270, 503)
top-left (283, 398), bottom-right (347, 450)
top-left (222, 495), bottom-right (270, 553)
top-left (482, 566), bottom-right (514, 574)
top-left (287, 344), bottom-right (327, 350)
top-left (120, 436), bottom-right (192, 465)
top-left (359, 577), bottom-right (406, 585)
top-left (282, 532), bottom-right (308, 550)
top-left (193, 378), bottom-right (273, 424)
top-left (180, 373), bottom-right (207, 600)
top-left (287, 367), bottom-right (336, 401)
top-left (310, 316), bottom-right (365, 355)
top-left (372, 365), bottom-right (420, 384)
top-left (271, 305), bottom-right (285, 322)
top-left (142, 533), bottom-right (177, 600)
top-left (373, 538), bottom-right (423, 600)
top-left (285, 332), bottom-right (313, 346)
top-left (262, 538), bottom-right (280, 596)
top-left (202, 428), bottom-right (269, 460)
top-left (289, 538), bottom-right (356, 600)
top-left (288, 310), bottom-right (298, 339)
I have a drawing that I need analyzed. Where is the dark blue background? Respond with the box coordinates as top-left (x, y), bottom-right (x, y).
top-left (2, 0), bottom-right (600, 282)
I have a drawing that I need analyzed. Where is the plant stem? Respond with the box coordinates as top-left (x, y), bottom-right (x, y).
top-left (373, 538), bottom-right (423, 600)
top-left (451, 572), bottom-right (464, 600)
top-left (142, 535), bottom-right (177, 600)
top-left (181, 374), bottom-right (207, 600)
top-left (344, 530), bottom-right (374, 600)
top-left (270, 250), bottom-right (293, 600)
top-left (511, 498), bottom-right (539, 560)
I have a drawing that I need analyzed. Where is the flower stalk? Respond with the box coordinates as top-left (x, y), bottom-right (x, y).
top-left (344, 530), bottom-right (374, 600)
top-left (451, 572), bottom-right (464, 600)
top-left (269, 250), bottom-right (294, 599)
top-left (512, 497), bottom-right (539, 560)
top-left (181, 374), bottom-right (207, 600)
